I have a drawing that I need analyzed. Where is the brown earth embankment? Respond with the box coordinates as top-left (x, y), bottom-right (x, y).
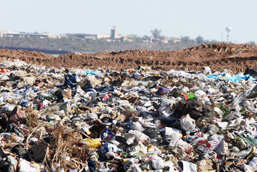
top-left (0, 43), bottom-right (257, 72)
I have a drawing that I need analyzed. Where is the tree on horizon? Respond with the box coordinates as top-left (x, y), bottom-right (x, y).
top-left (151, 28), bottom-right (162, 39)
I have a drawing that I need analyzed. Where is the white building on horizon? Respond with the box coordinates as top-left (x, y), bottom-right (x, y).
top-left (0, 30), bottom-right (62, 39)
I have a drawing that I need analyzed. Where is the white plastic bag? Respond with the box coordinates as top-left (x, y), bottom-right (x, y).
top-left (180, 114), bottom-right (197, 132)
top-left (179, 161), bottom-right (197, 172)
top-left (151, 155), bottom-right (164, 170)
top-left (128, 130), bottom-right (149, 142)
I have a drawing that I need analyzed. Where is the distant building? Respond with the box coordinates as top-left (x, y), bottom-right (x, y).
top-left (66, 27), bottom-right (127, 41)
top-left (67, 33), bottom-right (111, 40)
top-left (0, 30), bottom-right (8, 37)
top-left (162, 38), bottom-right (181, 44)
top-left (46, 34), bottom-right (62, 39)
top-left (173, 39), bottom-right (181, 43)
top-left (0, 28), bottom-right (127, 41)
top-left (110, 27), bottom-right (128, 42)
top-left (0, 31), bottom-right (62, 39)
top-left (111, 26), bottom-right (118, 40)
top-left (149, 37), bottom-right (181, 44)
top-left (66, 33), bottom-right (96, 39)
top-left (97, 34), bottom-right (111, 39)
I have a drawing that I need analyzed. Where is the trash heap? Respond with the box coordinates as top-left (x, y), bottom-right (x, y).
top-left (1, 61), bottom-right (257, 172)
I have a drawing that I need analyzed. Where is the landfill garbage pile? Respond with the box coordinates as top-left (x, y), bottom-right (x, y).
top-left (1, 43), bottom-right (257, 72)
top-left (2, 60), bottom-right (257, 172)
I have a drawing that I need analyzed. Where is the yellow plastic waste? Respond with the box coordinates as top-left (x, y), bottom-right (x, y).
top-left (147, 145), bottom-right (153, 152)
top-left (83, 138), bottom-right (102, 148)
top-left (247, 146), bottom-right (256, 159)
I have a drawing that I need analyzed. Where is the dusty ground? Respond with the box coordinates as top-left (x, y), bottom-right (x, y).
top-left (0, 43), bottom-right (257, 72)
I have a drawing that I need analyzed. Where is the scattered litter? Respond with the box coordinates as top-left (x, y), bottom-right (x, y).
top-left (0, 61), bottom-right (256, 171)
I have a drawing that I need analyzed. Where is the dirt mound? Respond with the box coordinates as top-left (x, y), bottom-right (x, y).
top-left (1, 43), bottom-right (257, 72)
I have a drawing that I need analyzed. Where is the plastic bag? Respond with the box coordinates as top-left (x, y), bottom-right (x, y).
top-left (128, 130), bottom-right (150, 142)
top-left (214, 139), bottom-right (229, 156)
top-left (85, 70), bottom-right (99, 76)
top-left (151, 155), bottom-right (164, 170)
top-left (233, 84), bottom-right (257, 106)
top-left (82, 138), bottom-right (102, 148)
top-left (19, 158), bottom-right (40, 172)
top-left (249, 157), bottom-right (257, 168)
top-left (164, 127), bottom-right (182, 136)
top-left (203, 66), bottom-right (212, 74)
top-left (178, 160), bottom-right (197, 172)
top-left (180, 114), bottom-right (197, 132)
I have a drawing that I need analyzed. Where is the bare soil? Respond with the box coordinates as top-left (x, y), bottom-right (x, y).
top-left (1, 43), bottom-right (257, 72)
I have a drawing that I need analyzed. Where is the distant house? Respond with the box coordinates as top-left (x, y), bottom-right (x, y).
top-left (0, 31), bottom-right (62, 39)
top-left (46, 34), bottom-right (62, 39)
top-left (149, 36), bottom-right (181, 44)
top-left (66, 33), bottom-right (96, 39)
top-left (0, 30), bottom-right (8, 37)
top-left (97, 34), bottom-right (111, 39)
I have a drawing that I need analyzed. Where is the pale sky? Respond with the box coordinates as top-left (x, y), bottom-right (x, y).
top-left (0, 0), bottom-right (256, 43)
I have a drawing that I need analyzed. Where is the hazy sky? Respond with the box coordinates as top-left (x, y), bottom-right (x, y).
top-left (0, 0), bottom-right (256, 43)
